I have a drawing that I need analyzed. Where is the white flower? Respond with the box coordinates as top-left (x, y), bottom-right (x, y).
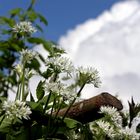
top-left (100, 106), bottom-right (122, 127)
top-left (44, 81), bottom-right (65, 93)
top-left (96, 120), bottom-right (116, 138)
top-left (14, 64), bottom-right (36, 80)
top-left (60, 87), bottom-right (78, 104)
top-left (46, 56), bottom-right (74, 74)
top-left (100, 106), bottom-right (117, 114)
top-left (20, 49), bottom-right (37, 62)
top-left (2, 100), bottom-right (31, 120)
top-left (44, 81), bottom-right (79, 105)
top-left (77, 66), bottom-right (101, 87)
top-left (24, 69), bottom-right (37, 79)
top-left (12, 21), bottom-right (37, 34)
top-left (119, 126), bottom-right (140, 140)
top-left (15, 64), bottom-right (23, 75)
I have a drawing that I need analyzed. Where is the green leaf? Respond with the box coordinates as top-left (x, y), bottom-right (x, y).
top-left (48, 44), bottom-right (65, 57)
top-left (9, 128), bottom-right (30, 140)
top-left (27, 37), bottom-right (44, 44)
top-left (26, 58), bottom-right (40, 71)
top-left (136, 123), bottom-right (140, 133)
top-left (64, 118), bottom-right (81, 129)
top-left (39, 94), bottom-right (56, 106)
top-left (41, 68), bottom-right (53, 79)
top-left (36, 81), bottom-right (45, 100)
top-left (35, 24), bottom-right (43, 32)
top-left (43, 41), bottom-right (53, 53)
top-left (30, 92), bottom-right (35, 102)
top-left (37, 13), bottom-right (48, 26)
top-left (26, 10), bottom-right (38, 22)
top-left (0, 17), bottom-right (15, 27)
top-left (1, 29), bottom-right (11, 35)
top-left (10, 8), bottom-right (21, 17)
top-left (38, 53), bottom-right (45, 63)
top-left (28, 102), bottom-right (43, 112)
top-left (0, 118), bottom-right (11, 133)
top-left (0, 58), bottom-right (6, 66)
top-left (27, 37), bottom-right (52, 52)
top-left (11, 43), bottom-right (22, 51)
top-left (0, 97), bottom-right (7, 103)
top-left (30, 124), bottom-right (43, 139)
top-left (27, 0), bottom-right (36, 11)
top-left (80, 124), bottom-right (94, 140)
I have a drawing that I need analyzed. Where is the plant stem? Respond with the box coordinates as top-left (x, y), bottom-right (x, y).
top-left (15, 84), bottom-right (20, 100)
top-left (52, 83), bottom-right (86, 137)
top-left (21, 63), bottom-right (25, 101)
top-left (45, 98), bottom-right (56, 138)
top-left (61, 83), bottom-right (85, 121)
top-left (53, 101), bottom-right (63, 120)
top-left (43, 92), bottom-right (52, 114)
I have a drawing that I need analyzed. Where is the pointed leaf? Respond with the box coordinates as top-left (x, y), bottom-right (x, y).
top-left (37, 13), bottom-right (48, 26)
top-left (64, 118), bottom-right (81, 129)
top-left (0, 17), bottom-right (15, 27)
top-left (35, 24), bottom-right (43, 32)
top-left (10, 8), bottom-right (21, 17)
top-left (29, 102), bottom-right (43, 112)
top-left (36, 81), bottom-right (45, 100)
top-left (27, 37), bottom-right (52, 52)
top-left (30, 92), bottom-right (35, 102)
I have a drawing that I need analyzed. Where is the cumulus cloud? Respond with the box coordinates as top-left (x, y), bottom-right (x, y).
top-left (59, 0), bottom-right (140, 106)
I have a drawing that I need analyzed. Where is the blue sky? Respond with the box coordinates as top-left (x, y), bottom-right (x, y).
top-left (1, 0), bottom-right (122, 41)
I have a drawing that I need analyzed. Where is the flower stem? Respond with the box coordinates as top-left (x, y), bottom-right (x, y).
top-left (53, 101), bottom-right (63, 120)
top-left (21, 63), bottom-right (25, 101)
top-left (43, 92), bottom-right (52, 114)
top-left (15, 84), bottom-right (20, 100)
top-left (62, 83), bottom-right (85, 121)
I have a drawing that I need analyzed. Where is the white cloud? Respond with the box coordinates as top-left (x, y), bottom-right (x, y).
top-left (58, 0), bottom-right (140, 106)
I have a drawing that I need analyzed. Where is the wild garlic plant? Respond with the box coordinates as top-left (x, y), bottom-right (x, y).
top-left (15, 49), bottom-right (38, 101)
top-left (0, 22), bottom-right (36, 121)
top-left (0, 16), bottom-right (101, 139)
top-left (90, 105), bottom-right (140, 140)
top-left (42, 55), bottom-right (101, 117)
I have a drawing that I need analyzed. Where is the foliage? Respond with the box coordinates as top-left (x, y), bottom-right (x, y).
top-left (0, 0), bottom-right (48, 97)
top-left (1, 1), bottom-right (140, 140)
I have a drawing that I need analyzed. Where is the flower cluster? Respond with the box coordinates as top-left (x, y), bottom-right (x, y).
top-left (91, 106), bottom-right (140, 140)
top-left (14, 49), bottom-right (37, 80)
top-left (20, 49), bottom-right (37, 62)
top-left (15, 64), bottom-right (23, 75)
top-left (77, 66), bottom-right (101, 87)
top-left (2, 100), bottom-right (31, 120)
top-left (60, 87), bottom-right (79, 104)
top-left (12, 21), bottom-right (37, 35)
top-left (100, 106), bottom-right (122, 126)
top-left (46, 56), bottom-right (74, 74)
top-left (44, 81), bottom-right (78, 105)
top-left (120, 126), bottom-right (139, 140)
top-left (96, 120), bottom-right (116, 138)
top-left (44, 81), bottom-right (65, 94)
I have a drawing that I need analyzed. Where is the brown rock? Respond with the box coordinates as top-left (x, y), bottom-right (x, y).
top-left (53, 92), bottom-right (123, 124)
